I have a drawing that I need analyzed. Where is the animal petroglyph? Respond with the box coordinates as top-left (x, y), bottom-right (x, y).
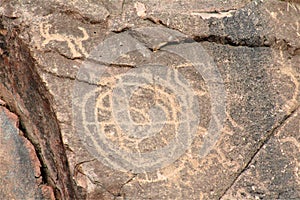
top-left (40, 22), bottom-right (89, 58)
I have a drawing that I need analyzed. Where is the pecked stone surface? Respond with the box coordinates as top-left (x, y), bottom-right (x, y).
top-left (0, 0), bottom-right (300, 199)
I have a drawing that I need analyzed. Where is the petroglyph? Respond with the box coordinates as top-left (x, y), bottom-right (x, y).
top-left (40, 22), bottom-right (89, 58)
top-left (75, 64), bottom-right (200, 173)
top-left (72, 28), bottom-right (227, 188)
top-left (277, 51), bottom-right (300, 113)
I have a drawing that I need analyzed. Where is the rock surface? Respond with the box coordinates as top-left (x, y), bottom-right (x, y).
top-left (0, 102), bottom-right (55, 199)
top-left (0, 0), bottom-right (299, 199)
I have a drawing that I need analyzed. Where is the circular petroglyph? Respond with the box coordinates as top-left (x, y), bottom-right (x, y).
top-left (72, 27), bottom-right (226, 173)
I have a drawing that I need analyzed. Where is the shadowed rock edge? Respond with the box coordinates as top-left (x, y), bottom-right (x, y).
top-left (0, 17), bottom-right (77, 199)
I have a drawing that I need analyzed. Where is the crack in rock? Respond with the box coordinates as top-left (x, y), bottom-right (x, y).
top-left (219, 105), bottom-right (300, 199)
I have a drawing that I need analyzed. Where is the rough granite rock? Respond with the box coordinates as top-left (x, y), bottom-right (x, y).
top-left (0, 0), bottom-right (299, 199)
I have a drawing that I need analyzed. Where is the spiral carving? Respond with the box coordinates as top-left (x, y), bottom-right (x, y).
top-left (72, 27), bottom-right (226, 173)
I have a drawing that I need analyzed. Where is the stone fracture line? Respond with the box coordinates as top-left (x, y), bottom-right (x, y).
top-left (219, 105), bottom-right (300, 199)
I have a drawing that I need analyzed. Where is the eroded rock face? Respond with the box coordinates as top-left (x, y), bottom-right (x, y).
top-left (0, 0), bottom-right (299, 199)
top-left (0, 20), bottom-right (76, 199)
top-left (223, 109), bottom-right (300, 199)
top-left (0, 103), bottom-right (55, 199)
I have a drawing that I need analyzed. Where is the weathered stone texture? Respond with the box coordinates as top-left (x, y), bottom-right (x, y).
top-left (222, 108), bottom-right (300, 199)
top-left (0, 20), bottom-right (76, 199)
top-left (0, 0), bottom-right (299, 199)
top-left (0, 104), bottom-right (55, 199)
